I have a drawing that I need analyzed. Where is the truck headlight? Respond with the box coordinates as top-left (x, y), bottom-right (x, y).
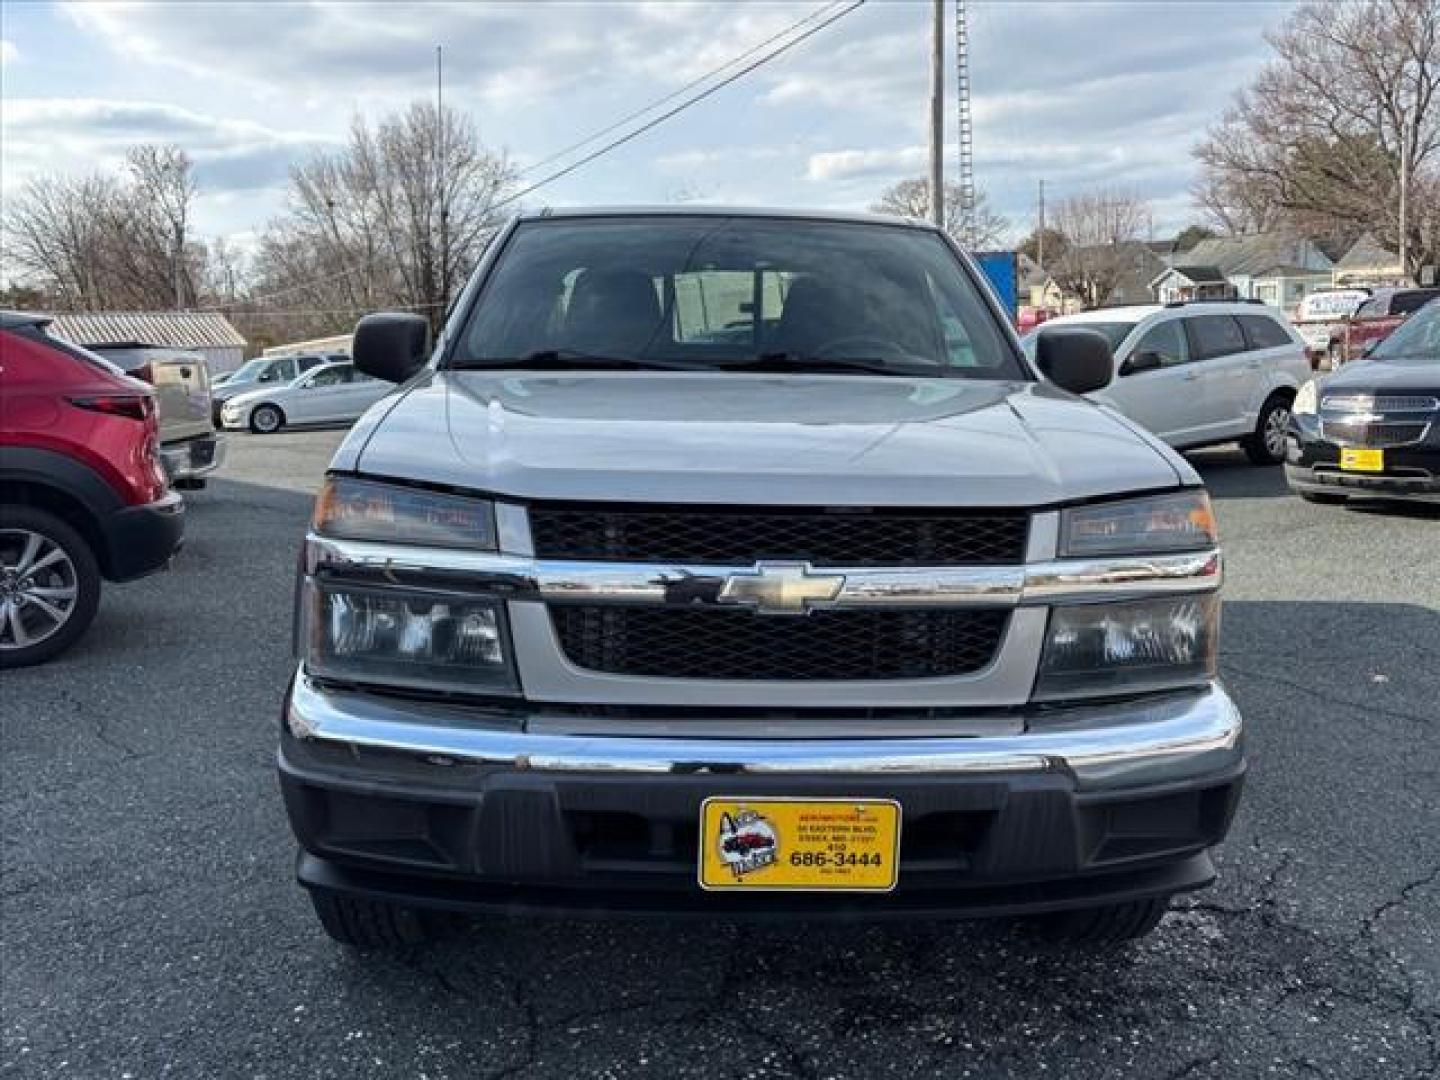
top-left (1034, 594), bottom-right (1219, 701)
top-left (1059, 490), bottom-right (1216, 558)
top-left (1292, 380), bottom-right (1318, 417)
top-left (302, 580), bottom-right (516, 693)
top-left (313, 476), bottom-right (497, 550)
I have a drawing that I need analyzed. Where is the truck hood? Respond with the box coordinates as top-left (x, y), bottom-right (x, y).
top-left (1323, 353), bottom-right (1440, 393)
top-left (346, 371), bottom-right (1185, 507)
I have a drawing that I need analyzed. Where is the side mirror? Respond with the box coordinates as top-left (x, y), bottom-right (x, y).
top-left (1035, 329), bottom-right (1113, 395)
top-left (353, 312), bottom-right (431, 384)
top-left (1122, 350), bottom-right (1162, 376)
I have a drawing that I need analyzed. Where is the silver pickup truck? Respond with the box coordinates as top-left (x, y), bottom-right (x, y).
top-left (280, 208), bottom-right (1243, 950)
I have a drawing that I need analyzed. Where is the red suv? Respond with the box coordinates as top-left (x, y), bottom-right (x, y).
top-left (0, 312), bottom-right (185, 667)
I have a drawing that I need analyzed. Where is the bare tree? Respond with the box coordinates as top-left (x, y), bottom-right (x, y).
top-left (1048, 188), bottom-right (1152, 308)
top-left (1194, 0), bottom-right (1440, 274)
top-left (251, 102), bottom-right (517, 336)
top-left (870, 176), bottom-right (1010, 248)
top-left (3, 145), bottom-right (204, 310)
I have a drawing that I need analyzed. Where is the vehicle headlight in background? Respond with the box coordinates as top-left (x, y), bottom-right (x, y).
top-left (302, 580), bottom-right (516, 693)
top-left (1059, 490), bottom-right (1217, 558)
top-left (1292, 379), bottom-right (1318, 416)
top-left (1034, 594), bottom-right (1219, 701)
top-left (313, 476), bottom-right (497, 549)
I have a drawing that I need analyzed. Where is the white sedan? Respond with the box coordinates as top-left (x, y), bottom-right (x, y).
top-left (219, 361), bottom-right (393, 434)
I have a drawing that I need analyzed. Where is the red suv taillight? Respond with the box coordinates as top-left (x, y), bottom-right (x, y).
top-left (67, 394), bottom-right (156, 421)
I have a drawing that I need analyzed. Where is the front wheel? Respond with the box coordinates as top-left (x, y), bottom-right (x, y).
top-left (1026, 896), bottom-right (1171, 945)
top-left (1243, 396), bottom-right (1291, 465)
top-left (0, 505), bottom-right (102, 668)
top-left (308, 890), bottom-right (436, 950)
top-left (249, 404), bottom-right (285, 434)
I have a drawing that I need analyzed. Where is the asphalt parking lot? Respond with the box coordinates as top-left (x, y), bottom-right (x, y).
top-left (3, 429), bottom-right (1438, 1080)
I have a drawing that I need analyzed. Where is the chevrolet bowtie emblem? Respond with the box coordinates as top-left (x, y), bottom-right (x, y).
top-left (717, 562), bottom-right (845, 616)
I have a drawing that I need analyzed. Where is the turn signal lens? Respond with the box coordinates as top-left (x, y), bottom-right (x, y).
top-left (313, 477), bottom-right (497, 550)
top-left (1060, 490), bottom-right (1217, 558)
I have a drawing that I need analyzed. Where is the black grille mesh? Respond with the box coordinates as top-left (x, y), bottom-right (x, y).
top-left (529, 505), bottom-right (1028, 566)
top-left (551, 607), bottom-right (1009, 680)
top-left (1320, 420), bottom-right (1430, 448)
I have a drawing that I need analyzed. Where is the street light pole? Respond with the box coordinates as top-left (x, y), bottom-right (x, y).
top-left (928, 0), bottom-right (944, 229)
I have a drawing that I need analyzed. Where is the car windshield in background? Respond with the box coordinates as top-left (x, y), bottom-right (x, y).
top-left (453, 216), bottom-right (1025, 379)
top-left (1019, 322), bottom-right (1134, 361)
top-left (1370, 301), bottom-right (1440, 361)
top-left (227, 359), bottom-right (271, 381)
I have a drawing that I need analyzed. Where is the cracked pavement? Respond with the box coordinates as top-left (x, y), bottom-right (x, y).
top-left (3, 433), bottom-right (1438, 1079)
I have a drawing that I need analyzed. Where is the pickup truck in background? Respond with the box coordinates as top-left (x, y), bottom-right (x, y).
top-left (90, 343), bottom-right (226, 490)
top-left (1292, 288), bottom-right (1369, 366)
top-left (1327, 287), bottom-right (1440, 366)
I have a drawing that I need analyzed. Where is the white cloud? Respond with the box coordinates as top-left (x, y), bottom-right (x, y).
top-left (0, 99), bottom-right (333, 198)
top-left (0, 39), bottom-right (18, 67)
top-left (17, 1), bottom-right (1302, 240)
top-left (806, 146), bottom-right (927, 183)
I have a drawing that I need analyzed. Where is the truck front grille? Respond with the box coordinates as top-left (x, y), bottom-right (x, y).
top-left (550, 606), bottom-right (1009, 680)
top-left (1320, 420), bottom-right (1431, 448)
top-left (528, 503), bottom-right (1029, 566)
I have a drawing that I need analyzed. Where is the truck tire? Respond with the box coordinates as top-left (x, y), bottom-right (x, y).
top-left (1242, 394), bottom-right (1292, 465)
top-left (1027, 896), bottom-right (1171, 945)
top-left (0, 505), bottom-right (102, 669)
top-left (309, 890), bottom-right (434, 949)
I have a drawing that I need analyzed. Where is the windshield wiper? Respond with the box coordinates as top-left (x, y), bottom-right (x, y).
top-left (452, 349), bottom-right (706, 372)
top-left (722, 352), bottom-right (952, 377)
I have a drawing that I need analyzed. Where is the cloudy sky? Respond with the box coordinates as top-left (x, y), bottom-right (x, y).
top-left (1, 1), bottom-right (1300, 248)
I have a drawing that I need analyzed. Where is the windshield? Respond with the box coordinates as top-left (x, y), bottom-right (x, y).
top-left (1370, 301), bottom-right (1440, 361)
top-left (452, 216), bottom-right (1024, 379)
top-left (227, 359), bottom-right (271, 382)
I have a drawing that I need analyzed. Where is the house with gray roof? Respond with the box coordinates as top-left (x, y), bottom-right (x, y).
top-left (1149, 233), bottom-right (1333, 312)
top-left (1332, 234), bottom-right (1405, 288)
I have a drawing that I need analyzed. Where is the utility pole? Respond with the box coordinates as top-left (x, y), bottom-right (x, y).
top-left (1037, 178), bottom-right (1046, 270)
top-left (172, 221), bottom-right (185, 310)
top-left (1399, 104), bottom-right (1412, 284)
top-left (928, 0), bottom-right (944, 230)
top-left (437, 44), bottom-right (450, 319)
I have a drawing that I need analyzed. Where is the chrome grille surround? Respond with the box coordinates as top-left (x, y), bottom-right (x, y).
top-left (1320, 393), bottom-right (1436, 448)
top-left (1321, 394), bottom-right (1439, 414)
top-left (1320, 419), bottom-right (1432, 448)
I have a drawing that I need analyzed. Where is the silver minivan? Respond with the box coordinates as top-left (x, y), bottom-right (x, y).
top-left (1024, 301), bottom-right (1313, 464)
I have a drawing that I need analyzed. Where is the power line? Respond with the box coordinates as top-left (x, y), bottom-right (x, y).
top-left (490, 0), bottom-right (865, 214)
top-left (217, 0), bottom-right (865, 312)
top-left (516, 1), bottom-right (847, 179)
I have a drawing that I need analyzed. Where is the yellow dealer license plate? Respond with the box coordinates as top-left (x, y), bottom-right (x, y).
top-left (1340, 447), bottom-right (1384, 472)
top-left (698, 798), bottom-right (901, 892)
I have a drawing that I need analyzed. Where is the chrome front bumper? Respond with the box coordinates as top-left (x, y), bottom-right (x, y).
top-left (160, 433), bottom-right (227, 480)
top-left (287, 676), bottom-right (1243, 793)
